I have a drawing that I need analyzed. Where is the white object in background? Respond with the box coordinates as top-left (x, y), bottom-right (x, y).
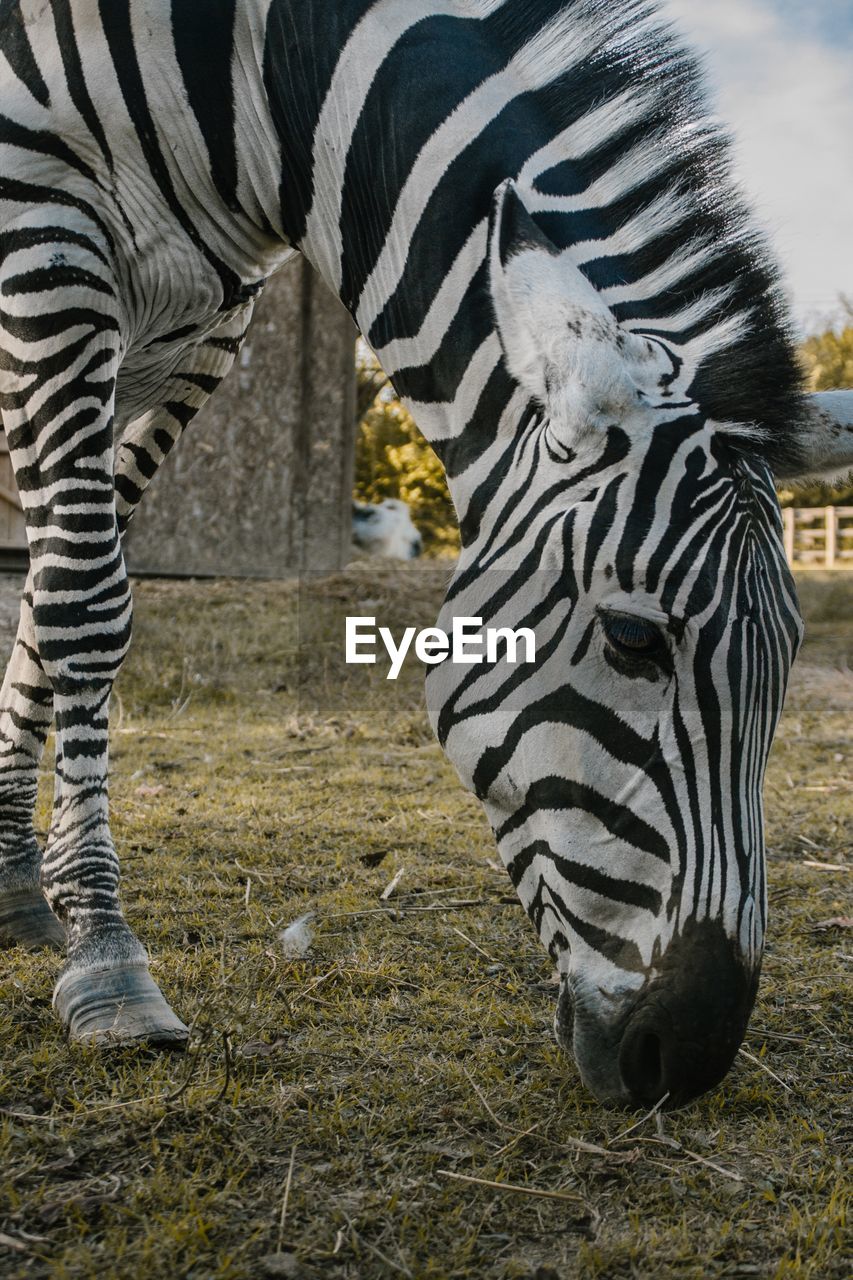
top-left (351, 499), bottom-right (423, 560)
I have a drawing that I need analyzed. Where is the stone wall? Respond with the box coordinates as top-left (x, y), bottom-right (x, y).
top-left (124, 258), bottom-right (356, 577)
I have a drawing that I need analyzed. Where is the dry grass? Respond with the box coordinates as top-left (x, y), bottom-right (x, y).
top-left (0, 568), bottom-right (850, 1279)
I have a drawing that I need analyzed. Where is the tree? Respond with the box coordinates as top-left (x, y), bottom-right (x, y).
top-left (800, 299), bottom-right (853, 393)
top-left (354, 343), bottom-right (459, 553)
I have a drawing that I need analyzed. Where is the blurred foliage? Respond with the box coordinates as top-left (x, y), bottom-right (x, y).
top-left (353, 343), bottom-right (459, 553)
top-left (800, 300), bottom-right (853, 393)
top-left (354, 308), bottom-right (853, 533)
top-left (783, 301), bottom-right (853, 506)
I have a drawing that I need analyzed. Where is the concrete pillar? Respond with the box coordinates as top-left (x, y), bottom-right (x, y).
top-left (124, 258), bottom-right (356, 577)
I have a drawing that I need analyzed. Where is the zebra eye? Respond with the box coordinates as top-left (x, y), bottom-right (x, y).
top-left (600, 612), bottom-right (666, 659)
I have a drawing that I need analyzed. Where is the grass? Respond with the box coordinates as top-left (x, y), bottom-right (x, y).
top-left (0, 568), bottom-right (850, 1279)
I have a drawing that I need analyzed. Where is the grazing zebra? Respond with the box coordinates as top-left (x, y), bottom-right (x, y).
top-left (0, 0), bottom-right (851, 1106)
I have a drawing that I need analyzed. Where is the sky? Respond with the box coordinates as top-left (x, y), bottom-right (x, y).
top-left (662, 0), bottom-right (853, 334)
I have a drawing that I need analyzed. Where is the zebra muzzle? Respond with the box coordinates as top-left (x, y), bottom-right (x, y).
top-left (565, 919), bottom-right (760, 1108)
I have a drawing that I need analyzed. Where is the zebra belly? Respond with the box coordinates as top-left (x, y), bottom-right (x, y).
top-left (113, 296), bottom-right (250, 431)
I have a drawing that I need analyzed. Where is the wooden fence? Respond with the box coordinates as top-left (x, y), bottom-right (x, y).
top-left (783, 507), bottom-right (853, 570)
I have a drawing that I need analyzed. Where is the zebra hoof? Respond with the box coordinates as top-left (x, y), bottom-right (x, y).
top-left (0, 888), bottom-right (66, 951)
top-left (53, 964), bottom-right (189, 1049)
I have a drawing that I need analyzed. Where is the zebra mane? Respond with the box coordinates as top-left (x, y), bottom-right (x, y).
top-left (491, 0), bottom-right (805, 470)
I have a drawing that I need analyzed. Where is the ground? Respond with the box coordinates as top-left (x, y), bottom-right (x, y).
top-left (0, 568), bottom-right (849, 1280)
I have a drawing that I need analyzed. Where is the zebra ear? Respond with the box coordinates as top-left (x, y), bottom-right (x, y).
top-left (488, 181), bottom-right (669, 445)
top-left (774, 392), bottom-right (853, 483)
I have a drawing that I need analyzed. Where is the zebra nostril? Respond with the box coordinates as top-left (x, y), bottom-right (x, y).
top-left (619, 1020), bottom-right (667, 1105)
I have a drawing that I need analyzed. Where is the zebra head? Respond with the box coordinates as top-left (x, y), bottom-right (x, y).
top-left (426, 183), bottom-right (821, 1107)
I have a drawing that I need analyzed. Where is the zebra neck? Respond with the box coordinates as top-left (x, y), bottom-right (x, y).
top-left (262, 2), bottom-right (523, 448)
top-left (262, 1), bottom-right (614, 453)
top-left (263, 0), bottom-right (802, 474)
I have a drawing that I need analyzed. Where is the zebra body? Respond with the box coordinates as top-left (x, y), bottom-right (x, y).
top-left (1, 0), bottom-right (851, 1104)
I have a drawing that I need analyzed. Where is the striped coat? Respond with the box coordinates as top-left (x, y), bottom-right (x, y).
top-left (0, 0), bottom-right (851, 1104)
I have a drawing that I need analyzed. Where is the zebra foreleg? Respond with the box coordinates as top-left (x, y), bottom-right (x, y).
top-left (34, 510), bottom-right (187, 1045)
top-left (0, 310), bottom-right (248, 987)
top-left (0, 571), bottom-right (64, 949)
top-left (45, 674), bottom-right (189, 1046)
top-left (50, 318), bottom-right (249, 1037)
top-left (1, 228), bottom-right (186, 1045)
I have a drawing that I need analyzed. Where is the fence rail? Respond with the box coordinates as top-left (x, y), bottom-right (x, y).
top-left (783, 506), bottom-right (853, 570)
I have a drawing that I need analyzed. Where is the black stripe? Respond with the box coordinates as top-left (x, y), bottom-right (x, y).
top-left (509, 840), bottom-right (662, 914)
top-left (97, 0), bottom-right (241, 305)
top-left (171, 0), bottom-right (239, 212)
top-left (496, 776), bottom-right (671, 864)
top-left (583, 473), bottom-right (622, 592)
top-left (434, 361), bottom-right (517, 481)
top-left (0, 0), bottom-right (50, 106)
top-left (342, 9), bottom-right (515, 322)
top-left (528, 874), bottom-right (646, 972)
top-left (53, 0), bottom-right (113, 167)
top-left (0, 114), bottom-right (99, 184)
top-left (471, 682), bottom-right (662, 800)
top-left (615, 416), bottom-right (704, 591)
top-left (263, 0), bottom-right (373, 245)
top-left (0, 177), bottom-right (116, 251)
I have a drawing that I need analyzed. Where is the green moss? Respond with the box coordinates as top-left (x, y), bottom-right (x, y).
top-left (0, 569), bottom-right (850, 1278)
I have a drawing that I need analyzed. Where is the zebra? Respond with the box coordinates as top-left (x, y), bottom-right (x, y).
top-left (0, 0), bottom-right (851, 1108)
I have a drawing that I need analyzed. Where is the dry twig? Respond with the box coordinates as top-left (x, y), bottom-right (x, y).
top-left (636, 1137), bottom-right (743, 1182)
top-left (738, 1047), bottom-right (793, 1094)
top-left (450, 924), bottom-right (499, 962)
top-left (611, 1092), bottom-right (670, 1143)
top-left (276, 1145), bottom-right (297, 1251)
top-left (380, 867), bottom-right (406, 900)
top-left (438, 1169), bottom-right (584, 1204)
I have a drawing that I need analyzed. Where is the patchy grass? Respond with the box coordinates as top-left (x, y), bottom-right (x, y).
top-left (0, 568), bottom-right (850, 1279)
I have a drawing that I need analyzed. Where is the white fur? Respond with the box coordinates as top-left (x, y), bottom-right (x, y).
top-left (489, 182), bottom-right (673, 448)
top-left (351, 499), bottom-right (423, 560)
top-left (279, 912), bottom-right (315, 958)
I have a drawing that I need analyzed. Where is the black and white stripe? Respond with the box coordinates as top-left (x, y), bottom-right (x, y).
top-left (0, 0), bottom-right (850, 1100)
